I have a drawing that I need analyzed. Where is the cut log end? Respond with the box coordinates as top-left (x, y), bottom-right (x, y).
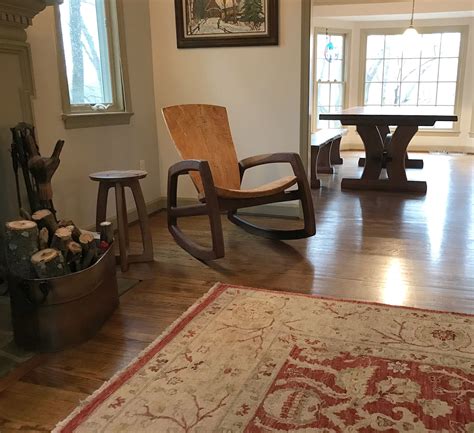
top-left (6, 220), bottom-right (37, 231)
top-left (32, 209), bottom-right (53, 221)
top-left (55, 227), bottom-right (72, 240)
top-left (31, 248), bottom-right (59, 265)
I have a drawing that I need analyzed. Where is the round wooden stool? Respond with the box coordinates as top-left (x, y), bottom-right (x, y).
top-left (90, 170), bottom-right (153, 272)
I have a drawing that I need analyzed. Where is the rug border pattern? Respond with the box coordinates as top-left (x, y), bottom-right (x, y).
top-left (53, 282), bottom-right (473, 432)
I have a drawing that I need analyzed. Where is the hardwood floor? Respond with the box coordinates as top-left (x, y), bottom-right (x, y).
top-left (0, 151), bottom-right (473, 431)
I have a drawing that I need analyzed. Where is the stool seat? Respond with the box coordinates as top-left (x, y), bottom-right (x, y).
top-left (91, 170), bottom-right (153, 272)
top-left (90, 170), bottom-right (147, 182)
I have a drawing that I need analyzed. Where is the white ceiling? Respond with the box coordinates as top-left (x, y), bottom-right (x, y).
top-left (313, 0), bottom-right (474, 21)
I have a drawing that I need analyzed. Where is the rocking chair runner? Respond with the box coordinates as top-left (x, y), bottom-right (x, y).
top-left (162, 104), bottom-right (316, 260)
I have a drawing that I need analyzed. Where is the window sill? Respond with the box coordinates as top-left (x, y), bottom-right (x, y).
top-left (62, 111), bottom-right (134, 129)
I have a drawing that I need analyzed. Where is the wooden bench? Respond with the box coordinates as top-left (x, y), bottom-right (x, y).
top-left (310, 128), bottom-right (347, 189)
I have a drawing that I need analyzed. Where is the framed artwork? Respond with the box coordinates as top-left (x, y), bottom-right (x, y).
top-left (174, 0), bottom-right (279, 48)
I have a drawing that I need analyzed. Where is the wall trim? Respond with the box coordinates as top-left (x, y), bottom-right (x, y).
top-left (85, 196), bottom-right (300, 232)
top-left (341, 143), bottom-right (474, 154)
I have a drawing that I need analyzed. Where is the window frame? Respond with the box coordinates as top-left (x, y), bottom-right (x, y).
top-left (55, 0), bottom-right (133, 129)
top-left (359, 25), bottom-right (469, 135)
top-left (311, 27), bottom-right (351, 133)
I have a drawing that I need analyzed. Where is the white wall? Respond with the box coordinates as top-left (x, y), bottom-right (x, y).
top-left (150, 0), bottom-right (305, 203)
top-left (26, 0), bottom-right (160, 228)
top-left (312, 8), bottom-right (474, 153)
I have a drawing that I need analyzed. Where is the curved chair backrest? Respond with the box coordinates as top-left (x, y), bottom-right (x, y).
top-left (162, 104), bottom-right (241, 194)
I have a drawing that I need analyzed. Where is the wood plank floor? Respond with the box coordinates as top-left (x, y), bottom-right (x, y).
top-left (0, 151), bottom-right (473, 432)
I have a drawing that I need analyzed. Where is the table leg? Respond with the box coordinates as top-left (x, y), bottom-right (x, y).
top-left (359, 154), bottom-right (424, 169)
top-left (358, 125), bottom-right (423, 169)
top-left (342, 124), bottom-right (426, 193)
top-left (385, 125), bottom-right (425, 192)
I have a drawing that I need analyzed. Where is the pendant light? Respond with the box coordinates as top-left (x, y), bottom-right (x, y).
top-left (403, 0), bottom-right (419, 43)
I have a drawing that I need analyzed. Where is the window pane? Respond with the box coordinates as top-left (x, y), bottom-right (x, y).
top-left (438, 58), bottom-right (459, 82)
top-left (59, 0), bottom-right (113, 105)
top-left (419, 58), bottom-right (439, 82)
top-left (316, 34), bottom-right (327, 58)
top-left (367, 35), bottom-right (385, 59)
top-left (329, 59), bottom-right (343, 81)
top-left (400, 82), bottom-right (418, 105)
top-left (385, 35), bottom-right (403, 59)
top-left (437, 82), bottom-right (456, 105)
top-left (402, 58), bottom-right (420, 82)
top-left (384, 59), bottom-right (402, 82)
top-left (440, 33), bottom-right (461, 57)
top-left (382, 82), bottom-right (401, 105)
top-left (421, 33), bottom-right (441, 58)
top-left (434, 121), bottom-right (454, 129)
top-left (365, 82), bottom-right (382, 105)
top-left (366, 59), bottom-right (383, 82)
top-left (419, 83), bottom-right (437, 105)
top-left (330, 83), bottom-right (343, 106)
top-left (317, 83), bottom-right (330, 106)
top-left (316, 58), bottom-right (329, 81)
top-left (403, 38), bottom-right (421, 59)
top-left (331, 35), bottom-right (344, 60)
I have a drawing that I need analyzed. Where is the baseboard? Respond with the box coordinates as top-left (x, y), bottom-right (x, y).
top-left (85, 198), bottom-right (163, 232)
top-left (341, 143), bottom-right (473, 154)
top-left (86, 195), bottom-right (300, 232)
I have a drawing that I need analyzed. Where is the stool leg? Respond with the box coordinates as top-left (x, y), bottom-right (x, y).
top-left (96, 183), bottom-right (110, 231)
top-left (122, 190), bottom-right (130, 248)
top-left (130, 180), bottom-right (154, 262)
top-left (115, 183), bottom-right (129, 272)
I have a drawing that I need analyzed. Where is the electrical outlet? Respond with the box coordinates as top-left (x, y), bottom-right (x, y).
top-left (139, 160), bottom-right (146, 171)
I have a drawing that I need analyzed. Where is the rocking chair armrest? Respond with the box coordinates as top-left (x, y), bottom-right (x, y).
top-left (168, 159), bottom-right (218, 209)
top-left (168, 159), bottom-right (212, 178)
top-left (238, 153), bottom-right (306, 180)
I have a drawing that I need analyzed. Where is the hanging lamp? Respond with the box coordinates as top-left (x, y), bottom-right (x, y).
top-left (403, 0), bottom-right (419, 44)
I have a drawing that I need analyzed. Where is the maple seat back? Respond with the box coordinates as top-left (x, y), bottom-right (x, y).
top-left (162, 104), bottom-right (241, 193)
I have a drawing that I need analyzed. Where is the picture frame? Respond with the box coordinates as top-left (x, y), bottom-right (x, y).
top-left (174, 0), bottom-right (279, 48)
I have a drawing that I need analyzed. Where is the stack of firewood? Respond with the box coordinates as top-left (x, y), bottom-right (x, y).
top-left (4, 209), bottom-right (114, 280)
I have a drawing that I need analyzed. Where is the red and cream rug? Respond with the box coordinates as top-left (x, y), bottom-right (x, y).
top-left (55, 283), bottom-right (474, 432)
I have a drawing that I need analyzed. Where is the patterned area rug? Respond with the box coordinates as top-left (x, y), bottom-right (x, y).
top-left (54, 283), bottom-right (474, 432)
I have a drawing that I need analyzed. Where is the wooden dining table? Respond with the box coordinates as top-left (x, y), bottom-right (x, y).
top-left (320, 106), bottom-right (458, 193)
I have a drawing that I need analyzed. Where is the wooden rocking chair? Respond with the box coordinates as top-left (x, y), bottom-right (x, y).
top-left (162, 104), bottom-right (316, 261)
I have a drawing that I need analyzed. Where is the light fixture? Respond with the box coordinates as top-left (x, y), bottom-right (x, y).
top-left (403, 0), bottom-right (419, 43)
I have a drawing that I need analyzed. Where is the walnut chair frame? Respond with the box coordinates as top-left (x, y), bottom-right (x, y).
top-left (164, 105), bottom-right (316, 261)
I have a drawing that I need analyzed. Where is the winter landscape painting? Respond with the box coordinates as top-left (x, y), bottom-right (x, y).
top-left (174, 0), bottom-right (278, 48)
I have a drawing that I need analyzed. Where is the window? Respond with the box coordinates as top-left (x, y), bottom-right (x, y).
top-left (56, 0), bottom-right (132, 128)
top-left (363, 30), bottom-right (463, 130)
top-left (314, 31), bottom-right (347, 130)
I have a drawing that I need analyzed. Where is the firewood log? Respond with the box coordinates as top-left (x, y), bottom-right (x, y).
top-left (4, 220), bottom-right (39, 278)
top-left (58, 219), bottom-right (73, 228)
top-left (65, 224), bottom-right (82, 243)
top-left (79, 232), bottom-right (97, 269)
top-left (32, 209), bottom-right (58, 237)
top-left (31, 248), bottom-right (67, 278)
top-left (99, 221), bottom-right (114, 244)
top-left (51, 227), bottom-right (72, 256)
top-left (39, 227), bottom-right (49, 250)
top-left (66, 241), bottom-right (82, 272)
